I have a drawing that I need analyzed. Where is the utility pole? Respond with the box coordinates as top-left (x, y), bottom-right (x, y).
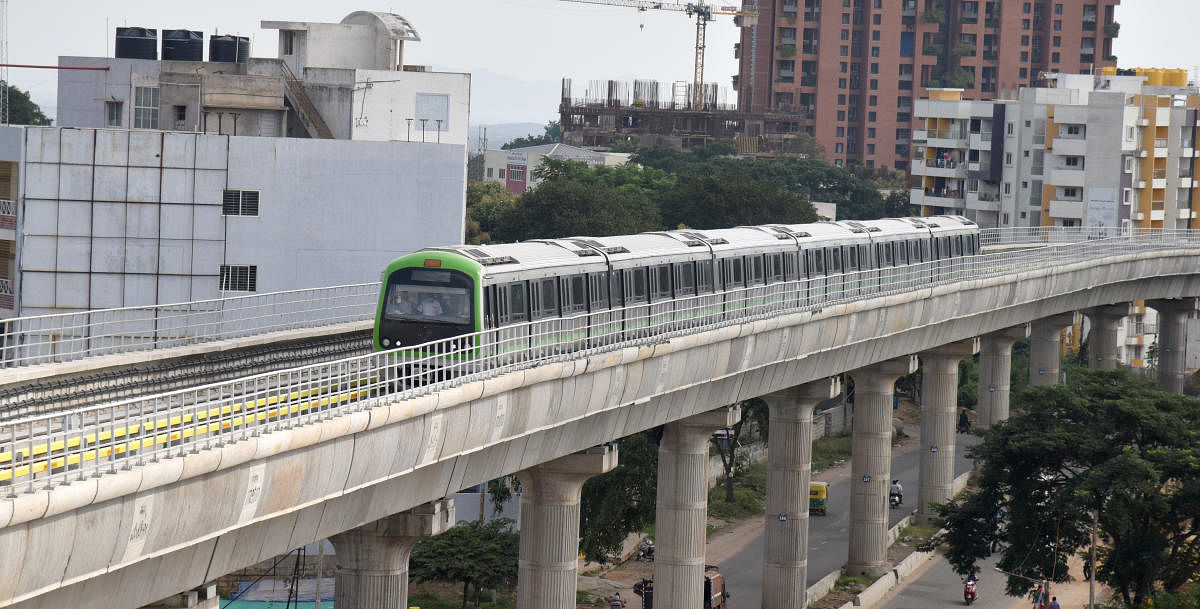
top-left (1, 0), bottom-right (9, 125)
top-left (1089, 510), bottom-right (1097, 609)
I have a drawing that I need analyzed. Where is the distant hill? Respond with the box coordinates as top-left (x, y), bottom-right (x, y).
top-left (468, 122), bottom-right (550, 152)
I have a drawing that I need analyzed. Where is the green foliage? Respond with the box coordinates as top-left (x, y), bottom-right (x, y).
top-left (812, 431), bottom-right (852, 471)
top-left (1104, 22), bottom-right (1120, 38)
top-left (467, 153), bottom-right (485, 182)
top-left (921, 3), bottom-right (946, 24)
top-left (951, 42), bottom-right (975, 57)
top-left (608, 136), bottom-right (640, 153)
top-left (501, 121), bottom-right (562, 150)
top-left (660, 168), bottom-right (816, 229)
top-left (578, 431), bottom-right (660, 563)
top-left (465, 182), bottom-right (519, 244)
top-left (932, 368), bottom-right (1200, 607)
top-left (6, 85), bottom-right (51, 126)
top-left (707, 461), bottom-right (767, 521)
top-left (883, 190), bottom-right (916, 217)
top-left (958, 356), bottom-right (979, 409)
top-left (410, 518), bottom-right (519, 609)
top-left (947, 68), bottom-right (975, 89)
top-left (783, 132), bottom-right (825, 160)
top-left (776, 44), bottom-right (797, 58)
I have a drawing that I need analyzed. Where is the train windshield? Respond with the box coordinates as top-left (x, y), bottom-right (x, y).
top-left (384, 284), bottom-right (472, 325)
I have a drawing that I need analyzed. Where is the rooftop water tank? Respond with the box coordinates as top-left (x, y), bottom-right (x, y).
top-left (162, 30), bottom-right (203, 61)
top-left (208, 35), bottom-right (249, 63)
top-left (115, 27), bottom-right (158, 60)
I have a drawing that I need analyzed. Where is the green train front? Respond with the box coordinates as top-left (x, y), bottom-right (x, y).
top-left (374, 251), bottom-right (484, 350)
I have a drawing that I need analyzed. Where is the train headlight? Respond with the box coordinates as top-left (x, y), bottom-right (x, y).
top-left (382, 338), bottom-right (391, 347)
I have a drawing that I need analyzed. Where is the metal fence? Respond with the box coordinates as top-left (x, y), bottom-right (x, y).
top-left (2, 230), bottom-right (1197, 493)
top-left (0, 284), bottom-right (380, 368)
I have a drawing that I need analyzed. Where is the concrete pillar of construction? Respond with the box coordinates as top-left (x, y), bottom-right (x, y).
top-left (846, 355), bottom-right (918, 577)
top-left (977, 324), bottom-right (1030, 428)
top-left (654, 406), bottom-right (742, 609)
top-left (1147, 298), bottom-right (1198, 394)
top-left (1084, 304), bottom-right (1134, 370)
top-left (917, 339), bottom-right (978, 524)
top-left (760, 377), bottom-right (841, 609)
top-left (516, 444), bottom-right (619, 609)
top-left (1029, 313), bottom-right (1076, 387)
top-left (329, 499), bottom-right (455, 609)
top-left (138, 584), bottom-right (220, 609)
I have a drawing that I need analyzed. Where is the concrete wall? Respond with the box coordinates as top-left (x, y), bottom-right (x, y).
top-left (13, 126), bottom-right (465, 316)
top-left (57, 57), bottom-right (160, 130)
top-left (350, 69), bottom-right (470, 148)
top-left (4, 249), bottom-right (1197, 609)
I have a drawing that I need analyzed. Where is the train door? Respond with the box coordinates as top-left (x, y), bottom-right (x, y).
top-left (649, 264), bottom-right (674, 332)
top-left (805, 248), bottom-right (826, 305)
top-left (587, 271), bottom-right (616, 348)
top-left (560, 274), bottom-right (588, 351)
top-left (623, 266), bottom-right (650, 338)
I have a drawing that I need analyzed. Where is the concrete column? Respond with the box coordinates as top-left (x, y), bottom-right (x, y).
top-left (1029, 313), bottom-right (1076, 387)
top-left (1084, 304), bottom-right (1134, 370)
top-left (517, 445), bottom-right (618, 609)
top-left (760, 378), bottom-right (841, 609)
top-left (654, 406), bottom-right (742, 609)
top-left (846, 355), bottom-right (917, 577)
top-left (1147, 298), bottom-right (1198, 394)
top-left (917, 339), bottom-right (978, 524)
top-left (329, 499), bottom-right (455, 609)
top-left (977, 324), bottom-right (1030, 428)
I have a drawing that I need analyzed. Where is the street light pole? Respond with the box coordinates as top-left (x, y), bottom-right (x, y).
top-left (1089, 510), bottom-right (1097, 609)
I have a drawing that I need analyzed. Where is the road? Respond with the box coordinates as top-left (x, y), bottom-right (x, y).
top-left (877, 553), bottom-right (1023, 609)
top-left (722, 430), bottom-right (980, 607)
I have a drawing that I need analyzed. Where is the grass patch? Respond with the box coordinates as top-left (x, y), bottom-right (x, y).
top-left (707, 462), bottom-right (767, 521)
top-left (898, 522), bottom-right (940, 543)
top-left (812, 431), bottom-right (852, 471)
top-left (834, 574), bottom-right (875, 591)
top-left (409, 588), bottom-right (516, 609)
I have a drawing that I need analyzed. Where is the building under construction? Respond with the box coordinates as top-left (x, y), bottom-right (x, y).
top-left (558, 77), bottom-right (815, 155)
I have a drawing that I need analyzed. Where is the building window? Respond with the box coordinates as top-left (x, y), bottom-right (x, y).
top-left (222, 189), bottom-right (261, 216)
top-left (1007, 122), bottom-right (1014, 135)
top-left (220, 265), bottom-right (258, 292)
top-left (1124, 157), bottom-right (1135, 172)
top-left (283, 31), bottom-right (296, 55)
top-left (105, 101), bottom-right (122, 127)
top-left (869, 95), bottom-right (878, 106)
top-left (1004, 183), bottom-right (1012, 194)
top-left (1005, 152), bottom-right (1013, 165)
top-left (499, 168), bottom-right (506, 179)
top-left (837, 110), bottom-right (846, 121)
top-left (1063, 187), bottom-right (1078, 198)
top-left (1065, 156), bottom-right (1080, 166)
top-left (1052, 52), bottom-right (1060, 63)
top-left (134, 87), bottom-right (159, 129)
top-left (487, 167), bottom-right (494, 178)
top-left (1123, 188), bottom-right (1132, 203)
top-left (867, 127), bottom-right (875, 138)
top-left (835, 143), bottom-right (844, 153)
top-left (1022, 181), bottom-right (1029, 189)
top-left (837, 126), bottom-right (845, 137)
top-left (868, 111), bottom-right (877, 121)
top-left (1054, 3), bottom-right (1062, 14)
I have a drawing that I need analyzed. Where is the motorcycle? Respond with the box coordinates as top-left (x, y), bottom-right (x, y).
top-left (638, 538), bottom-right (655, 561)
top-left (963, 578), bottom-right (978, 605)
top-left (889, 492), bottom-right (902, 509)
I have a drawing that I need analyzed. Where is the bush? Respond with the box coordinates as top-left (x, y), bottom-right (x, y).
top-left (812, 431), bottom-right (852, 471)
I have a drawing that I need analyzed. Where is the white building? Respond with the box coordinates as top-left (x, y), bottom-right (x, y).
top-left (911, 70), bottom-right (1199, 231)
top-left (482, 144), bottom-right (631, 194)
top-left (0, 11), bottom-right (470, 318)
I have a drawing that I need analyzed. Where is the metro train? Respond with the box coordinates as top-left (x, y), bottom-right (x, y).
top-left (373, 216), bottom-right (981, 351)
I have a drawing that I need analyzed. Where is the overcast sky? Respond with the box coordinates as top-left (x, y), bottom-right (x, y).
top-left (7, 0), bottom-right (1199, 125)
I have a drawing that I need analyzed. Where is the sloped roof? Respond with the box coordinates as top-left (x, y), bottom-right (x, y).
top-left (341, 11), bottom-right (421, 42)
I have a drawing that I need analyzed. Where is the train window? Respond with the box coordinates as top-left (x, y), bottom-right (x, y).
top-left (749, 255), bottom-right (765, 285)
top-left (897, 241), bottom-right (908, 265)
top-left (921, 240), bottom-right (930, 261)
top-left (858, 245), bottom-right (870, 269)
top-left (532, 278), bottom-right (559, 319)
top-left (676, 262), bottom-right (697, 296)
top-left (769, 253), bottom-right (784, 282)
top-left (884, 242), bottom-right (894, 266)
top-left (589, 272), bottom-right (609, 310)
top-left (610, 271), bottom-right (624, 307)
top-left (723, 257), bottom-right (745, 287)
top-left (829, 248), bottom-right (842, 273)
top-left (940, 237), bottom-right (951, 259)
top-left (931, 239), bottom-right (941, 260)
top-left (909, 241), bottom-right (919, 263)
top-left (698, 260), bottom-right (715, 292)
top-left (627, 267), bottom-right (649, 303)
top-left (953, 235), bottom-right (963, 256)
top-left (651, 264), bottom-right (672, 301)
top-left (783, 252), bottom-right (798, 280)
top-left (847, 246), bottom-right (858, 270)
top-left (563, 275), bottom-right (586, 313)
top-left (506, 282), bottom-right (528, 324)
top-left (811, 250), bottom-right (825, 274)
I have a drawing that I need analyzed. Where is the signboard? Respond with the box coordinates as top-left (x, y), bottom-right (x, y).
top-left (1085, 187), bottom-right (1118, 236)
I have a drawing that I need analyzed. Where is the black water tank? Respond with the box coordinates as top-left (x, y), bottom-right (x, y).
top-left (115, 27), bottom-right (158, 60)
top-left (162, 30), bottom-right (203, 61)
top-left (208, 35), bottom-right (249, 63)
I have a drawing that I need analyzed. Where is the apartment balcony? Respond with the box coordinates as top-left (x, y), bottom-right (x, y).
top-left (1180, 177), bottom-right (1198, 188)
top-left (1154, 140), bottom-right (1169, 157)
top-left (1181, 208), bottom-right (1198, 220)
top-left (969, 132), bottom-right (992, 150)
top-left (965, 191), bottom-right (1001, 211)
top-left (917, 188), bottom-right (966, 208)
top-left (927, 129), bottom-right (969, 149)
top-left (1048, 199), bottom-right (1085, 219)
top-left (1052, 138), bottom-right (1087, 156)
top-left (1153, 177), bottom-right (1168, 189)
top-left (1135, 179), bottom-right (1146, 189)
top-left (902, 0), bottom-right (917, 16)
top-left (0, 278), bottom-right (11, 313)
top-left (1150, 208), bottom-right (1165, 221)
top-left (912, 129), bottom-right (928, 142)
top-left (801, 42), bottom-right (818, 54)
top-left (0, 198), bottom-right (13, 242)
top-left (1048, 168), bottom-right (1086, 187)
top-left (913, 158), bottom-right (968, 178)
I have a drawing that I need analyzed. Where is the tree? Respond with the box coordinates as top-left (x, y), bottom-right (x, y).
top-left (933, 367), bottom-right (1200, 607)
top-left (6, 85), bottom-right (51, 126)
top-left (465, 181), bottom-right (518, 244)
top-left (883, 190), bottom-right (917, 217)
top-left (467, 152), bottom-right (485, 182)
top-left (711, 399), bottom-right (768, 503)
top-left (501, 121), bottom-right (562, 150)
top-left (409, 518), bottom-right (520, 609)
top-left (579, 431), bottom-right (660, 562)
top-left (659, 168), bottom-right (817, 229)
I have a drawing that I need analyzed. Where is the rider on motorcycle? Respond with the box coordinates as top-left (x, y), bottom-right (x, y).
top-left (889, 480), bottom-right (904, 505)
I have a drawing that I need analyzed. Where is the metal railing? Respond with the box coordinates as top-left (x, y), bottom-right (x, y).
top-left (3, 230), bottom-right (1198, 493)
top-left (0, 283), bottom-right (380, 368)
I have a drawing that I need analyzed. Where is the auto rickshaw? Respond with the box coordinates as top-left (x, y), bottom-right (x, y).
top-left (809, 481), bottom-right (829, 515)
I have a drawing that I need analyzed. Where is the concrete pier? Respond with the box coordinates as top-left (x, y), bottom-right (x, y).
top-left (1029, 313), bottom-right (1076, 386)
top-left (917, 339), bottom-right (978, 524)
top-left (977, 324), bottom-right (1030, 428)
top-left (1084, 304), bottom-right (1133, 370)
top-left (1147, 298), bottom-right (1198, 394)
top-left (846, 356), bottom-right (917, 577)
top-left (760, 378), bottom-right (841, 609)
top-left (654, 406), bottom-right (741, 609)
top-left (517, 445), bottom-right (619, 609)
top-left (329, 499), bottom-right (455, 609)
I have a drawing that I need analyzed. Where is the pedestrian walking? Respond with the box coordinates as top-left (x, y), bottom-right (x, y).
top-left (1049, 596), bottom-right (1060, 609)
top-left (610, 591), bottom-right (627, 608)
top-left (1032, 584), bottom-right (1046, 609)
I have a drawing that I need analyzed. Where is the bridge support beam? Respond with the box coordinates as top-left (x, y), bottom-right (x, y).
top-left (917, 339), bottom-right (978, 524)
top-left (329, 499), bottom-right (455, 609)
top-left (1147, 298), bottom-right (1198, 394)
top-left (760, 378), bottom-right (841, 609)
top-left (977, 324), bottom-right (1030, 428)
top-left (1084, 304), bottom-right (1134, 370)
top-left (517, 445), bottom-right (618, 609)
top-left (846, 355), bottom-right (917, 577)
top-left (1030, 313), bottom-right (1076, 386)
top-left (654, 406), bottom-right (742, 609)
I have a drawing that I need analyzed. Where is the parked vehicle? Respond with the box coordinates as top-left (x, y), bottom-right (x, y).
top-left (634, 565), bottom-right (728, 608)
top-left (809, 481), bottom-right (829, 515)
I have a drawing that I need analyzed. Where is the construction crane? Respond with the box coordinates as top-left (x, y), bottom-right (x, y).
top-left (560, 0), bottom-right (757, 110)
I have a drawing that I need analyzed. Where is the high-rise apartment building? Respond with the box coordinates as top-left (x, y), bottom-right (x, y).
top-left (735, 0), bottom-right (1120, 170)
top-left (911, 69), bottom-right (1199, 230)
